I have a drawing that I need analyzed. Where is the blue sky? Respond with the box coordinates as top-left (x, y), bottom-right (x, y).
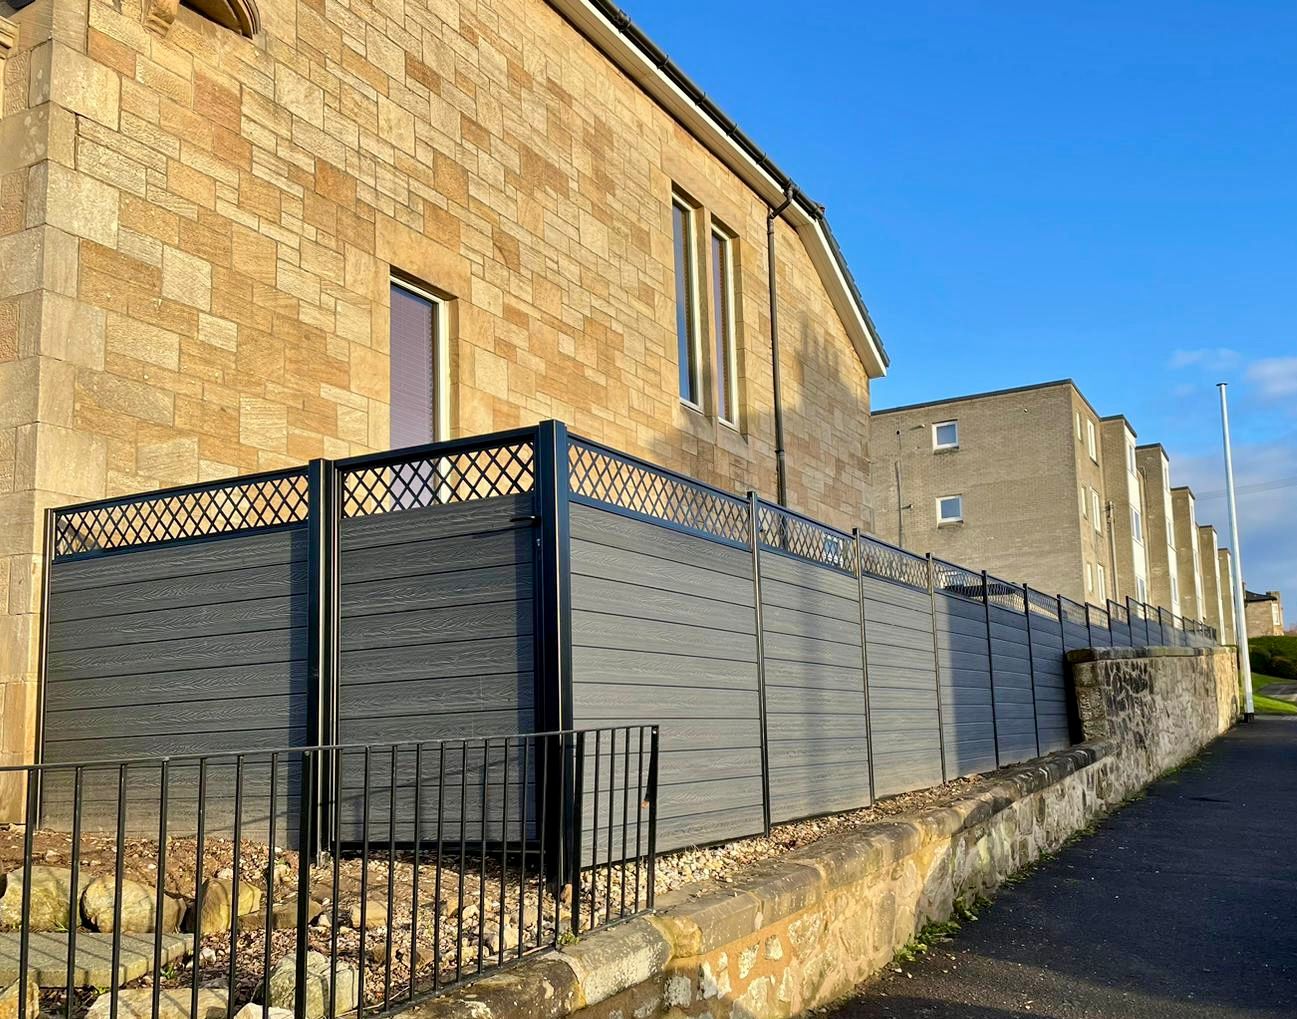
top-left (633, 0), bottom-right (1296, 607)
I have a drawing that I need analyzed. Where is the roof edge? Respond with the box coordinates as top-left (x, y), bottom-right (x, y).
top-left (873, 378), bottom-right (1080, 417)
top-left (545, 0), bottom-right (888, 377)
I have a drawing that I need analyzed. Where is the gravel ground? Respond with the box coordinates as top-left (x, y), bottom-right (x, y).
top-left (0, 767), bottom-right (994, 1015)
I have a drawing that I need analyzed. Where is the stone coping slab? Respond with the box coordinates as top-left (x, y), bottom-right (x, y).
top-left (1068, 645), bottom-right (1216, 663)
top-left (0, 931), bottom-right (192, 986)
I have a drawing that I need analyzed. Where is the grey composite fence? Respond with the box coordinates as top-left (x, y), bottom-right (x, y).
top-left (37, 421), bottom-right (1219, 857)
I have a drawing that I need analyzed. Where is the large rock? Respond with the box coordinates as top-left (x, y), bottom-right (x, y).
top-left (186, 879), bottom-right (263, 934)
top-left (233, 1006), bottom-right (292, 1019)
top-left (271, 895), bottom-right (325, 930)
top-left (81, 876), bottom-right (185, 934)
top-left (0, 977), bottom-right (38, 1019)
top-left (85, 987), bottom-right (228, 1019)
top-left (264, 951), bottom-right (358, 1019)
top-left (0, 866), bottom-right (85, 932)
top-left (348, 900), bottom-right (389, 930)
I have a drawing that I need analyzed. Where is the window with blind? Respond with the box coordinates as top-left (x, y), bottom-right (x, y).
top-left (389, 279), bottom-right (442, 448)
top-left (672, 198), bottom-right (701, 407)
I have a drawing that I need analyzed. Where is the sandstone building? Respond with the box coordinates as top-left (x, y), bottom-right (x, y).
top-left (871, 380), bottom-right (1117, 605)
top-left (1245, 590), bottom-right (1286, 638)
top-left (1217, 547), bottom-right (1237, 645)
top-left (1099, 415), bottom-right (1150, 606)
top-left (0, 0), bottom-right (888, 793)
top-left (1134, 443), bottom-right (1182, 618)
top-left (1171, 487), bottom-right (1205, 622)
top-left (1196, 524), bottom-right (1224, 640)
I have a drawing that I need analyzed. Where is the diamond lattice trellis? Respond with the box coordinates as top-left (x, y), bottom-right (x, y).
top-left (858, 537), bottom-right (929, 590)
top-left (933, 559), bottom-right (984, 601)
top-left (340, 441), bottom-right (535, 518)
top-left (54, 472), bottom-right (309, 558)
top-left (568, 442), bottom-right (749, 544)
top-left (1026, 587), bottom-right (1060, 620)
top-left (757, 505), bottom-right (856, 574)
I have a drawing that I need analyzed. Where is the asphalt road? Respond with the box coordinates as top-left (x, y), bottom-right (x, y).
top-left (824, 717), bottom-right (1297, 1019)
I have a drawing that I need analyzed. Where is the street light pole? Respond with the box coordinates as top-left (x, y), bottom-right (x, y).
top-left (1217, 382), bottom-right (1254, 721)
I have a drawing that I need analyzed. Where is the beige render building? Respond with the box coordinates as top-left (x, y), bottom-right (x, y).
top-left (1197, 524), bottom-right (1224, 639)
top-left (0, 0), bottom-right (889, 794)
top-left (1217, 547), bottom-right (1237, 645)
top-left (1245, 591), bottom-right (1286, 637)
top-left (1171, 488), bottom-right (1205, 622)
top-left (1099, 415), bottom-right (1150, 606)
top-left (1134, 444), bottom-right (1181, 619)
top-left (871, 380), bottom-right (1116, 606)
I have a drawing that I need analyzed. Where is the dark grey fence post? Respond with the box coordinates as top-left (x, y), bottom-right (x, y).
top-left (1085, 603), bottom-right (1094, 647)
top-left (926, 554), bottom-right (949, 781)
top-left (853, 530), bottom-right (876, 803)
top-left (981, 571), bottom-right (1002, 767)
top-left (534, 420), bottom-right (573, 884)
top-left (1157, 607), bottom-right (1167, 645)
top-left (747, 492), bottom-right (772, 835)
top-left (305, 457), bottom-right (338, 859)
top-left (1057, 593), bottom-right (1066, 651)
top-left (1023, 584), bottom-right (1040, 757)
top-left (1126, 596), bottom-right (1138, 645)
top-left (32, 507), bottom-right (55, 818)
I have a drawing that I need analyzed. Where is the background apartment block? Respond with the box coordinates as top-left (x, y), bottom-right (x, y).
top-left (1099, 415), bottom-right (1150, 605)
top-left (1197, 524), bottom-right (1224, 639)
top-left (1171, 488), bottom-right (1205, 622)
top-left (1217, 548), bottom-right (1237, 645)
top-left (1245, 590), bottom-right (1286, 637)
top-left (0, 0), bottom-right (888, 785)
top-left (1134, 445), bottom-right (1182, 618)
top-left (871, 380), bottom-right (1116, 605)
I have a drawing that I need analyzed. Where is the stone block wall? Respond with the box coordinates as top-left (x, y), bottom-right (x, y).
top-left (397, 645), bottom-right (1236, 1019)
top-left (0, 0), bottom-right (879, 805)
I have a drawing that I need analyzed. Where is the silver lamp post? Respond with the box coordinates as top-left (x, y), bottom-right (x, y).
top-left (1217, 382), bottom-right (1254, 721)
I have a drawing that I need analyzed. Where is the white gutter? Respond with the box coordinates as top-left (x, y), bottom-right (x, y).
top-left (546, 0), bottom-right (889, 379)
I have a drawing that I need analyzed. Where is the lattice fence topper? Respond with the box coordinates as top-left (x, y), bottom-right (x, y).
top-left (341, 439), bottom-right (535, 518)
top-left (757, 503), bottom-right (856, 573)
top-left (933, 558), bottom-right (984, 601)
top-left (1110, 601), bottom-right (1130, 624)
top-left (53, 471), bottom-right (309, 558)
top-left (568, 440), bottom-right (749, 544)
top-left (858, 536), bottom-right (929, 590)
top-left (987, 574), bottom-right (1026, 614)
top-left (1059, 597), bottom-right (1089, 627)
top-left (1026, 586), bottom-right (1061, 620)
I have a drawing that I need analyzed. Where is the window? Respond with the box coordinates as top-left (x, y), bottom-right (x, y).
top-left (389, 278), bottom-right (446, 447)
top-left (184, 0), bottom-right (261, 37)
top-left (937, 495), bottom-right (964, 524)
top-left (1086, 563), bottom-right (1093, 593)
top-left (1127, 441), bottom-right (1137, 474)
top-left (1079, 485), bottom-right (1087, 519)
top-left (1137, 577), bottom-right (1147, 603)
top-left (933, 420), bottom-right (959, 450)
top-left (1131, 506), bottom-right (1143, 543)
top-left (672, 198), bottom-right (701, 407)
top-left (710, 226), bottom-right (739, 426)
top-left (1092, 489), bottom-right (1102, 532)
top-left (1171, 575), bottom-right (1179, 603)
top-left (1086, 419), bottom-right (1098, 462)
top-left (1075, 411), bottom-right (1082, 441)
top-left (1096, 564), bottom-right (1107, 601)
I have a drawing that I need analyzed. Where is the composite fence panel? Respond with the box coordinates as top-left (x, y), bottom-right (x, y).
top-left (931, 584), bottom-right (997, 778)
top-left (861, 565), bottom-right (944, 797)
top-left (1027, 592), bottom-right (1070, 752)
top-left (1061, 599), bottom-right (1091, 654)
top-left (987, 589), bottom-right (1038, 766)
top-left (757, 515), bottom-right (870, 824)
top-left (1089, 607), bottom-right (1113, 648)
top-left (568, 501), bottom-right (764, 854)
top-left (42, 526), bottom-right (308, 837)
top-left (336, 496), bottom-right (537, 841)
top-left (1108, 603), bottom-right (1132, 648)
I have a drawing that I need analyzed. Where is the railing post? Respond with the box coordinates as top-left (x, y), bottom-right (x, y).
top-left (31, 507), bottom-right (55, 824)
top-left (926, 555), bottom-right (949, 782)
top-left (645, 725), bottom-right (660, 909)
top-left (1158, 607), bottom-right (1167, 645)
top-left (1085, 602), bottom-right (1094, 647)
top-left (1023, 585), bottom-right (1040, 757)
top-left (569, 731), bottom-right (585, 935)
top-left (853, 530), bottom-right (876, 803)
top-left (1126, 596), bottom-right (1138, 646)
top-left (747, 492), bottom-right (772, 835)
top-left (534, 421), bottom-right (573, 884)
top-left (294, 748), bottom-right (315, 1019)
top-left (982, 571), bottom-right (1001, 768)
top-left (305, 458), bottom-right (338, 860)
top-left (1057, 594), bottom-right (1067, 651)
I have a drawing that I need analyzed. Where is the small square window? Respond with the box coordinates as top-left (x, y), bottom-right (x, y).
top-left (937, 495), bottom-right (963, 524)
top-left (933, 420), bottom-right (959, 450)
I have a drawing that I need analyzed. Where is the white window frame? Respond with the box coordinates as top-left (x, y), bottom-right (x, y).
top-left (1092, 489), bottom-right (1102, 533)
top-left (1086, 419), bottom-right (1098, 462)
top-left (1075, 411), bottom-right (1082, 441)
top-left (1127, 441), bottom-right (1137, 474)
top-left (1086, 562), bottom-right (1093, 593)
top-left (932, 420), bottom-right (959, 451)
top-left (1131, 506), bottom-right (1143, 543)
top-left (1079, 485), bottom-right (1087, 519)
top-left (389, 275), bottom-right (451, 444)
top-left (936, 495), bottom-right (964, 524)
top-left (1097, 564), bottom-right (1107, 601)
top-left (671, 194), bottom-right (704, 411)
top-left (1137, 577), bottom-right (1147, 603)
top-left (710, 223), bottom-right (740, 428)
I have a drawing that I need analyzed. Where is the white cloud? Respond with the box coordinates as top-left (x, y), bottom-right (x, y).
top-left (1246, 357), bottom-right (1297, 404)
top-left (1169, 347), bottom-right (1240, 371)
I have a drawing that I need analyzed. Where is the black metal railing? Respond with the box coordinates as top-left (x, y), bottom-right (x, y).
top-left (1, 726), bottom-right (657, 1019)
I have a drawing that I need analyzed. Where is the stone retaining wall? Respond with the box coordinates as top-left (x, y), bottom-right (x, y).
top-left (401, 645), bottom-right (1238, 1019)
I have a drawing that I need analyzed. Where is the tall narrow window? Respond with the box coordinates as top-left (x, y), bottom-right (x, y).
top-left (1097, 564), bottom-right (1107, 601)
top-left (711, 227), bottom-right (738, 426)
top-left (1092, 489), bottom-right (1102, 533)
top-left (390, 278), bottom-right (444, 447)
top-left (1086, 419), bottom-right (1098, 462)
top-left (672, 199), bottom-right (701, 407)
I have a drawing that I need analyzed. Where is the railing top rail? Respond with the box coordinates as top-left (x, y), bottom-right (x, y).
top-left (333, 424), bottom-right (542, 473)
top-left (20, 726), bottom-right (656, 774)
top-left (567, 431), bottom-right (746, 506)
top-left (858, 533), bottom-right (930, 590)
top-left (51, 464), bottom-right (308, 520)
top-left (756, 499), bottom-right (857, 573)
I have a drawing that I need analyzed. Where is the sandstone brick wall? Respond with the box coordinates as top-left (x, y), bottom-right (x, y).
top-left (871, 382), bottom-right (1114, 604)
top-left (1172, 488), bottom-right (1204, 622)
top-left (1134, 445), bottom-right (1179, 616)
top-left (0, 0), bottom-right (877, 802)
